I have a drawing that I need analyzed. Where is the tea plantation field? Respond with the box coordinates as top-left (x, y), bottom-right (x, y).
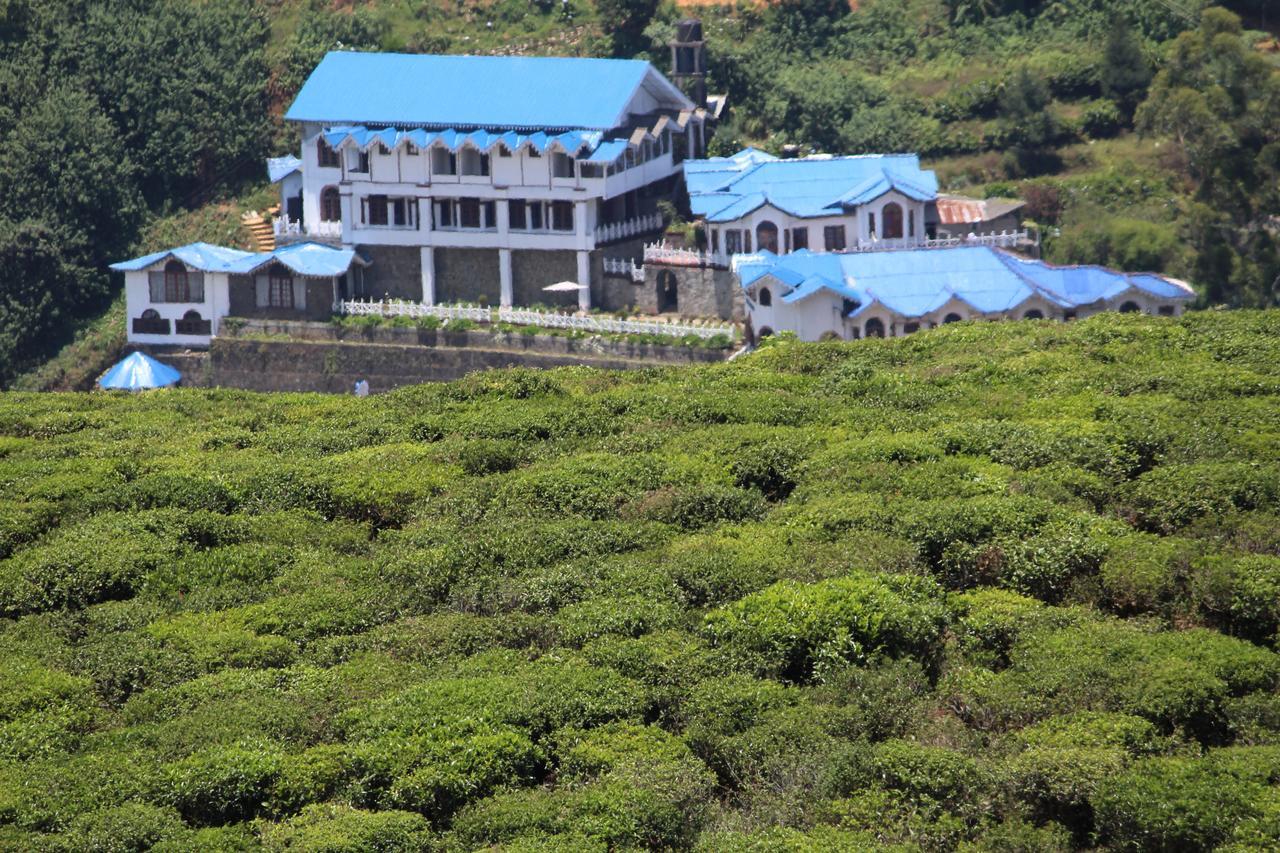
top-left (2, 312), bottom-right (1279, 851)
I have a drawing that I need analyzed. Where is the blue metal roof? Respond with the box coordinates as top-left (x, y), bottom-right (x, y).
top-left (686, 151), bottom-right (939, 222)
top-left (111, 242), bottom-right (360, 278)
top-left (226, 242), bottom-right (361, 278)
top-left (286, 52), bottom-right (685, 130)
top-left (109, 242), bottom-right (254, 273)
top-left (99, 352), bottom-right (181, 390)
top-left (741, 246), bottom-right (1195, 319)
top-left (268, 155), bottom-right (302, 183)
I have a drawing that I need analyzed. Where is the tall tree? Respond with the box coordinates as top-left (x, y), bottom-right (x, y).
top-left (1101, 15), bottom-right (1153, 120)
top-left (998, 67), bottom-right (1059, 177)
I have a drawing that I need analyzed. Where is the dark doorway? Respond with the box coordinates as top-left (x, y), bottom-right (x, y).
top-left (287, 194), bottom-right (303, 224)
top-left (658, 270), bottom-right (678, 313)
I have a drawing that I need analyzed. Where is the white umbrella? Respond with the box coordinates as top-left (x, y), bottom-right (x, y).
top-left (543, 281), bottom-right (587, 292)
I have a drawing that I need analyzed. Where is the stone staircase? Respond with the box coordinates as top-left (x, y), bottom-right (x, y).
top-left (241, 210), bottom-right (275, 252)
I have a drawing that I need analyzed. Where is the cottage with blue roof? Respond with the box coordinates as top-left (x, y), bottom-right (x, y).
top-left (111, 241), bottom-right (366, 346)
top-left (271, 49), bottom-right (722, 311)
top-left (737, 246), bottom-right (1194, 341)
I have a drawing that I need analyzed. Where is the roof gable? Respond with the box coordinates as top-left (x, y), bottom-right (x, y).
top-left (285, 52), bottom-right (690, 131)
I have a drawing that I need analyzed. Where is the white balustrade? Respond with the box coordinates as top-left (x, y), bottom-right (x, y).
top-left (594, 212), bottom-right (665, 244)
top-left (643, 241), bottom-right (729, 268)
top-left (602, 257), bottom-right (646, 282)
top-left (273, 217), bottom-right (343, 240)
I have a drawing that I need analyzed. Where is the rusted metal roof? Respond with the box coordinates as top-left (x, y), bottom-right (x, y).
top-left (936, 195), bottom-right (1025, 225)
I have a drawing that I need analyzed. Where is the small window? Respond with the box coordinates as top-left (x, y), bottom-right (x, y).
top-left (579, 162), bottom-right (603, 179)
top-left (317, 138), bottom-right (340, 168)
top-left (709, 229), bottom-right (719, 253)
top-left (943, 312), bottom-right (963, 324)
top-left (908, 209), bottom-right (915, 238)
top-left (865, 318), bottom-right (885, 338)
top-left (482, 201), bottom-right (496, 229)
top-left (823, 225), bottom-right (846, 251)
top-left (868, 213), bottom-right (876, 237)
top-left (509, 200), bottom-right (527, 230)
top-left (350, 149), bottom-right (369, 174)
top-left (528, 147), bottom-right (541, 158)
top-left (497, 144), bottom-right (511, 157)
top-left (459, 198), bottom-right (481, 229)
top-left (758, 287), bottom-right (772, 306)
top-left (550, 201), bottom-right (574, 232)
top-left (269, 269), bottom-right (294, 308)
top-left (1119, 301), bottom-right (1141, 313)
top-left (882, 203), bottom-right (904, 240)
top-left (903, 322), bottom-right (920, 334)
top-left (725, 230), bottom-right (742, 255)
top-left (791, 227), bottom-right (808, 252)
top-left (366, 195), bottom-right (389, 226)
top-left (405, 141), bottom-right (419, 156)
top-left (1023, 309), bottom-right (1044, 320)
top-left (1158, 305), bottom-right (1175, 316)
top-left (320, 186), bottom-right (341, 222)
top-left (435, 200), bottom-right (454, 228)
top-left (378, 142), bottom-right (391, 156)
top-left (528, 202), bottom-right (544, 230)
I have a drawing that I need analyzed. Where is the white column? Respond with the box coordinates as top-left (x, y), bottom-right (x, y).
top-left (420, 246), bottom-right (435, 305)
top-left (576, 250), bottom-right (591, 311)
top-left (499, 248), bottom-right (513, 308)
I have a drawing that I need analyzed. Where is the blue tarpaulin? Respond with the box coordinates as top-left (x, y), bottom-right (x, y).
top-left (99, 352), bottom-right (182, 391)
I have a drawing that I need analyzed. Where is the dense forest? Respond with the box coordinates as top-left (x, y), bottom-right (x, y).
top-left (1, 312), bottom-right (1279, 849)
top-left (0, 0), bottom-right (1278, 387)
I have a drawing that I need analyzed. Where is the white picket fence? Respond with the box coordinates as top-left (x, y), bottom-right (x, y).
top-left (498, 307), bottom-right (733, 340)
top-left (340, 300), bottom-right (489, 322)
top-left (595, 212), bottom-right (664, 244)
top-left (339, 300), bottom-right (735, 341)
top-left (842, 229), bottom-right (1030, 253)
top-left (274, 217), bottom-right (343, 240)
top-left (602, 257), bottom-right (646, 282)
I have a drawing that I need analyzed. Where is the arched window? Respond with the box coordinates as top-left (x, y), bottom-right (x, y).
top-left (320, 186), bottom-right (341, 222)
top-left (164, 260), bottom-right (189, 302)
top-left (756, 221), bottom-right (779, 254)
top-left (1119, 301), bottom-right (1140, 313)
top-left (758, 287), bottom-right (772, 307)
top-left (864, 318), bottom-right (885, 338)
top-left (176, 310), bottom-right (211, 335)
top-left (882, 203), bottom-right (904, 239)
top-left (903, 322), bottom-right (920, 334)
top-left (142, 308), bottom-right (160, 319)
top-left (758, 326), bottom-right (774, 339)
top-left (1023, 309), bottom-right (1044, 320)
top-left (943, 312), bottom-right (963, 324)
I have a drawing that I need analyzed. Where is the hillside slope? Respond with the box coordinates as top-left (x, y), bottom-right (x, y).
top-left (2, 313), bottom-right (1279, 849)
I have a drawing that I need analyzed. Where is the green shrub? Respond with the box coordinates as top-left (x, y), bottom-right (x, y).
top-left (1126, 463), bottom-right (1280, 533)
top-left (159, 739), bottom-right (286, 824)
top-left (260, 803), bottom-right (432, 852)
top-left (1093, 748), bottom-right (1280, 851)
top-left (704, 572), bottom-right (948, 681)
top-left (1191, 554), bottom-right (1280, 645)
top-left (57, 803), bottom-right (191, 852)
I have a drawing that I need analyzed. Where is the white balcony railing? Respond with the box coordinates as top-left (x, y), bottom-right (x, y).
top-left (603, 257), bottom-right (645, 283)
top-left (274, 217), bottom-right (342, 240)
top-left (595, 212), bottom-right (664, 245)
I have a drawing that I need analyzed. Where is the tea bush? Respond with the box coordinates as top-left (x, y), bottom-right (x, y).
top-left (1, 312), bottom-right (1279, 846)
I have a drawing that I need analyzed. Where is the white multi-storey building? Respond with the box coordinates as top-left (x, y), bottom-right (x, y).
top-left (274, 51), bottom-right (718, 311)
